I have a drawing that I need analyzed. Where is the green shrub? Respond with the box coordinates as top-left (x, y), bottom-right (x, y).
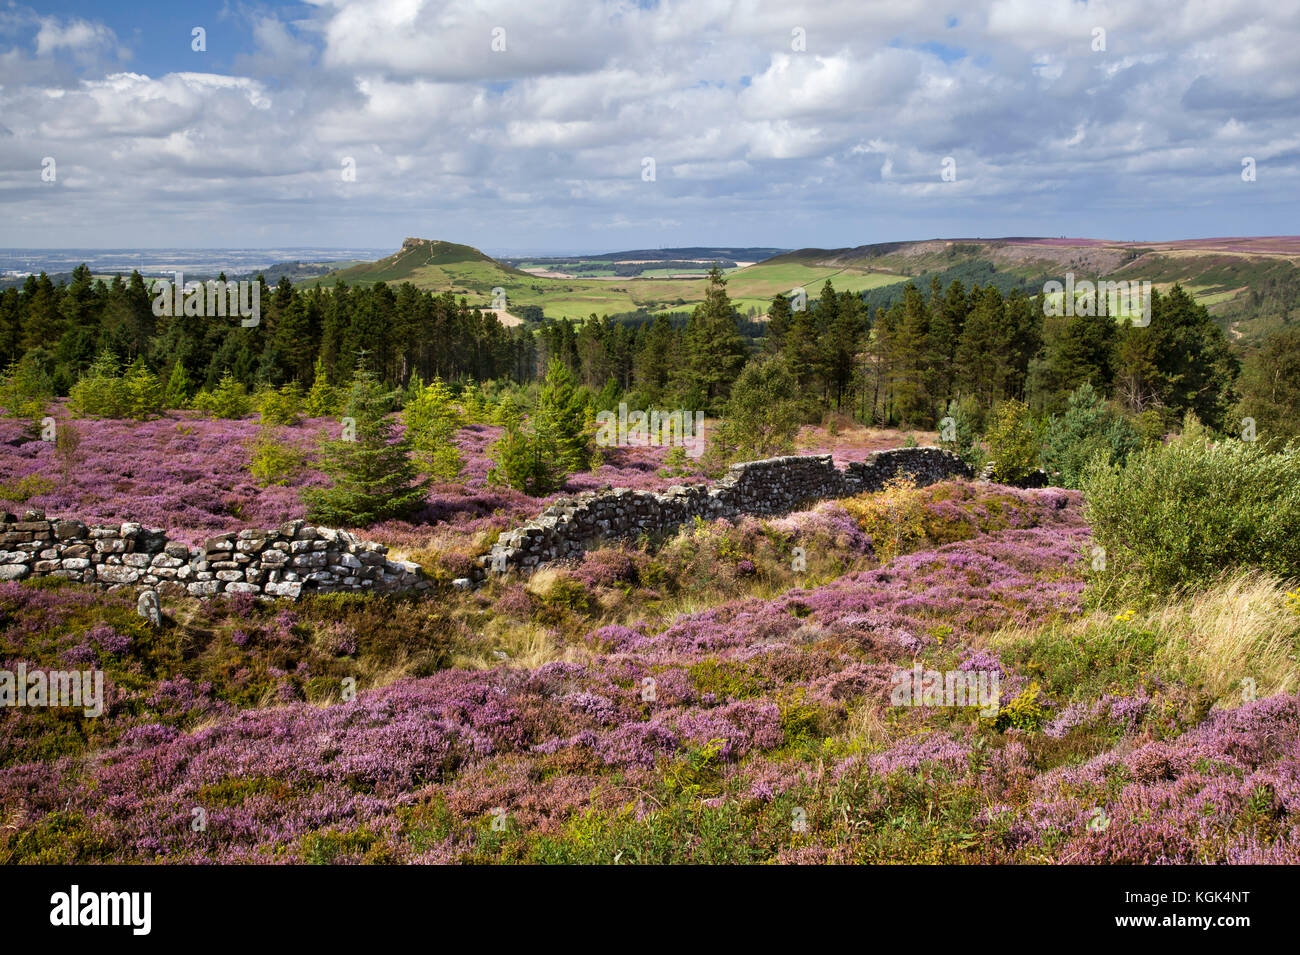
top-left (939, 397), bottom-right (986, 473)
top-left (0, 473), bottom-right (57, 503)
top-left (984, 398), bottom-right (1040, 483)
top-left (1082, 434), bottom-right (1300, 597)
top-left (492, 392), bottom-right (526, 430)
top-left (1132, 408), bottom-right (1167, 445)
top-left (248, 426), bottom-right (307, 487)
top-left (403, 376), bottom-right (464, 481)
top-left (68, 351), bottom-right (127, 418)
top-left (658, 445), bottom-right (692, 477)
top-left (303, 366), bottom-right (427, 526)
top-left (1234, 327), bottom-right (1300, 450)
top-left (0, 353), bottom-right (53, 420)
top-left (67, 353), bottom-right (162, 420)
top-left (487, 424), bottom-right (563, 495)
top-left (841, 477), bottom-right (928, 563)
top-left (708, 357), bottom-right (800, 464)
top-left (1041, 383), bottom-right (1141, 488)
top-left (462, 381), bottom-right (491, 423)
top-left (256, 382), bottom-right (303, 426)
top-left (487, 361), bottom-right (587, 494)
top-left (192, 371), bottom-right (253, 419)
top-left (533, 359), bottom-right (592, 474)
top-left (992, 682), bottom-right (1046, 732)
top-left (122, 358), bottom-right (164, 419)
top-left (303, 356), bottom-right (339, 417)
top-left (163, 360), bottom-right (193, 409)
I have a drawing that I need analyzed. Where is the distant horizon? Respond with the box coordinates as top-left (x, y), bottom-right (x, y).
top-left (4, 233), bottom-right (1300, 258)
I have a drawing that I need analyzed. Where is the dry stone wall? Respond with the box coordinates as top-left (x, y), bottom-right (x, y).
top-left (0, 448), bottom-right (973, 598)
top-left (0, 513), bottom-right (431, 600)
top-left (475, 446), bottom-right (972, 579)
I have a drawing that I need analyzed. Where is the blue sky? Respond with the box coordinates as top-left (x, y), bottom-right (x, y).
top-left (2, 0), bottom-right (1298, 253)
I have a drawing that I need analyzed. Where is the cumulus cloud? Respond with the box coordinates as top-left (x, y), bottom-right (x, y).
top-left (33, 16), bottom-right (119, 57)
top-left (0, 0), bottom-right (1296, 249)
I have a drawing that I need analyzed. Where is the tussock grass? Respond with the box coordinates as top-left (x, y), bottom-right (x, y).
top-left (523, 566), bottom-right (567, 598)
top-left (453, 617), bottom-right (586, 671)
top-left (840, 702), bottom-right (895, 753)
top-left (990, 571), bottom-right (1300, 707)
top-left (1147, 573), bottom-right (1300, 704)
top-left (352, 649), bottom-right (423, 692)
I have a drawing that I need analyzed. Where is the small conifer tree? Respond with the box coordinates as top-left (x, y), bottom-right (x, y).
top-left (164, 360), bottom-right (193, 409)
top-left (303, 365), bottom-right (428, 525)
top-left (303, 355), bottom-right (339, 417)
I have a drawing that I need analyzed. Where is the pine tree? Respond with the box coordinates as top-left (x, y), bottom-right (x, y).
top-left (192, 370), bottom-right (254, 419)
top-left (164, 359), bottom-right (193, 409)
top-left (534, 358), bottom-right (591, 473)
top-left (1140, 285), bottom-right (1238, 429)
top-left (820, 282), bottom-right (865, 412)
top-left (1002, 290), bottom-right (1042, 401)
top-left (865, 303), bottom-right (900, 425)
top-left (784, 293), bottom-right (821, 394)
top-left (1234, 326), bottom-right (1300, 449)
top-left (487, 423), bottom-right (563, 495)
top-left (21, 273), bottom-right (61, 351)
top-left (925, 276), bottom-right (957, 407)
top-left (68, 348), bottom-right (124, 418)
top-left (0, 287), bottom-right (21, 368)
top-left (303, 355), bottom-right (338, 416)
top-left (0, 353), bottom-right (53, 420)
top-left (634, 314), bottom-right (676, 402)
top-left (813, 279), bottom-right (840, 403)
top-left (267, 275), bottom-right (312, 383)
top-left (955, 285), bottom-right (1009, 409)
top-left (764, 293), bottom-right (792, 355)
top-left (303, 366), bottom-right (427, 526)
top-left (123, 357), bottom-right (164, 420)
top-left (1029, 312), bottom-right (1118, 415)
top-left (403, 376), bottom-right (464, 481)
top-left (680, 266), bottom-right (748, 412)
top-left (889, 283), bottom-right (929, 425)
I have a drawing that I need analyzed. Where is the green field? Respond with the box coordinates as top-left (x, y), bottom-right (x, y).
top-left (1042, 283), bottom-right (1248, 320)
top-left (312, 237), bottom-right (1299, 337)
top-left (315, 239), bottom-right (904, 320)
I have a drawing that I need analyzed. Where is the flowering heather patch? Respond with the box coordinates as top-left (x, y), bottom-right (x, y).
top-left (1010, 695), bottom-right (1300, 864)
top-left (0, 486), bottom-right (1084, 862)
top-left (0, 410), bottom-right (705, 564)
top-left (543, 481), bottom-right (1086, 626)
top-left (2, 483), bottom-right (1295, 864)
top-left (0, 407), bottom-right (326, 542)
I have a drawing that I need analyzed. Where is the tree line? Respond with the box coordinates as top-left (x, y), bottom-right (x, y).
top-left (0, 265), bottom-right (537, 398)
top-left (3, 261), bottom-right (1295, 450)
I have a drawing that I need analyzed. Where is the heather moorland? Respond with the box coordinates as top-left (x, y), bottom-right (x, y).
top-left (2, 401), bottom-right (1299, 864)
top-left (1, 233), bottom-right (1298, 867)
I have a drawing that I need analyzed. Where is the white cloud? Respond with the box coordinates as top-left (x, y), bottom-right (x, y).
top-left (33, 16), bottom-right (117, 57)
top-left (0, 0), bottom-right (1296, 248)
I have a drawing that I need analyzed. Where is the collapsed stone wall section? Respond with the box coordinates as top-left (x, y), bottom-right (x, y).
top-left (476, 446), bottom-right (972, 579)
top-left (0, 514), bottom-right (430, 600)
top-left (0, 447), bottom-right (972, 598)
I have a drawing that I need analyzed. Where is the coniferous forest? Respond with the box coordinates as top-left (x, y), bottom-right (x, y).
top-left (5, 262), bottom-right (1279, 444)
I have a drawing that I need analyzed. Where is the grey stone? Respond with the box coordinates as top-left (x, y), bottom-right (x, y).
top-left (96, 565), bottom-right (139, 584)
top-left (137, 590), bottom-right (162, 627)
